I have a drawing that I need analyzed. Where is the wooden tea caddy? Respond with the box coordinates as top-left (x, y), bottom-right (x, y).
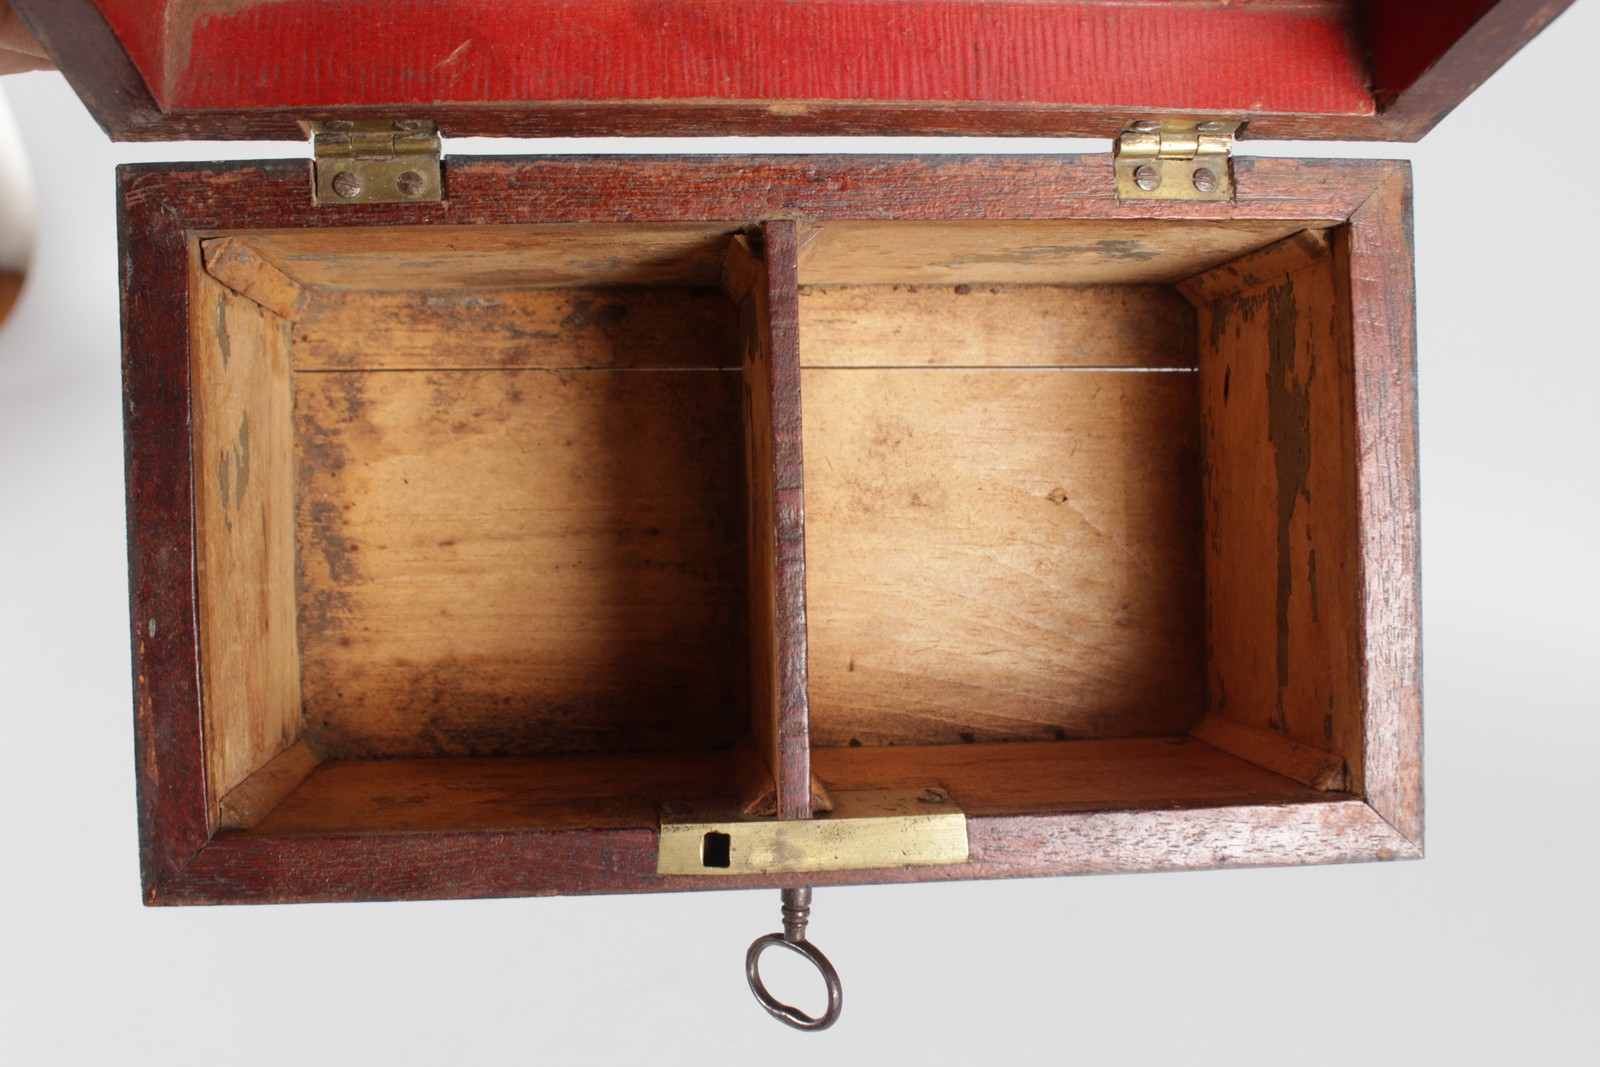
top-left (15, 0), bottom-right (1574, 1029)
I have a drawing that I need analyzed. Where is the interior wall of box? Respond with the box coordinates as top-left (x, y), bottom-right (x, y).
top-left (187, 219), bottom-right (1367, 836)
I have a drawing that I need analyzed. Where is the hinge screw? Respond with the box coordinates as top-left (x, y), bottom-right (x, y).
top-left (396, 170), bottom-right (427, 197)
top-left (1191, 167), bottom-right (1218, 194)
top-left (1130, 119), bottom-right (1162, 133)
top-left (331, 170), bottom-right (363, 198)
top-left (1133, 164), bottom-right (1161, 192)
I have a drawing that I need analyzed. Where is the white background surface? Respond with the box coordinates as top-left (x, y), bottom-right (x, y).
top-left (2, 6), bottom-right (1597, 1063)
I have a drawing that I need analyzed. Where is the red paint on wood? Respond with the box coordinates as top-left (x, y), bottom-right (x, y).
top-left (94, 0), bottom-right (1371, 116)
top-left (1363, 0), bottom-right (1504, 98)
top-left (1367, 0), bottom-right (1578, 138)
top-left (20, 1), bottom-right (1574, 140)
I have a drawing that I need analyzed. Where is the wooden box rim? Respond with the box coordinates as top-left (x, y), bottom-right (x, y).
top-left (120, 153), bottom-right (1422, 905)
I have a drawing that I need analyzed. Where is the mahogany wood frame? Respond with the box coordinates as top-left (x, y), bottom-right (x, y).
top-left (121, 155), bottom-right (1420, 905)
top-left (22, 0), bottom-right (1576, 143)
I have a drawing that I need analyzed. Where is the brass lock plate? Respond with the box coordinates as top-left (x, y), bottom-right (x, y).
top-left (657, 788), bottom-right (969, 876)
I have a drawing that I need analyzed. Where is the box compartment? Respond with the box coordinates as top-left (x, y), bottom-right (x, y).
top-left (119, 155), bottom-right (1419, 902)
top-left (794, 221), bottom-right (1365, 815)
top-left (189, 223), bottom-right (764, 835)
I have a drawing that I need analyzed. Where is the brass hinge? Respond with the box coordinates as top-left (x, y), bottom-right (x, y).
top-left (1114, 119), bottom-right (1240, 202)
top-left (312, 119), bottom-right (442, 205)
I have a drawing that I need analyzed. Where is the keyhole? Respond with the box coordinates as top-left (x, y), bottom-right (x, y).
top-left (701, 831), bottom-right (732, 868)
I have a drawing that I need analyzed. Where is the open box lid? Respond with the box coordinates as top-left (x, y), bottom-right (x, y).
top-left (12, 0), bottom-right (1577, 143)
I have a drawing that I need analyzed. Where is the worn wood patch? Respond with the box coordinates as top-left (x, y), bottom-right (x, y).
top-left (201, 236), bottom-right (308, 320)
top-left (292, 365), bottom-right (750, 758)
top-left (801, 367), bottom-right (1204, 746)
top-left (192, 268), bottom-right (303, 822)
top-left (799, 284), bottom-right (1196, 368)
top-left (1196, 235), bottom-right (1366, 789)
top-left (294, 287), bottom-right (741, 371)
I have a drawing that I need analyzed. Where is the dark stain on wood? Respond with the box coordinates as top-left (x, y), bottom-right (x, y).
top-left (305, 498), bottom-right (359, 584)
top-left (215, 451), bottom-right (231, 533)
top-left (232, 412), bottom-right (250, 512)
top-left (1265, 279), bottom-right (1308, 731)
top-left (212, 412), bottom-right (252, 534)
top-left (559, 293), bottom-right (627, 333)
top-left (297, 585), bottom-right (353, 642)
top-left (1307, 547), bottom-right (1320, 624)
top-left (942, 240), bottom-right (1159, 268)
top-left (213, 299), bottom-right (230, 368)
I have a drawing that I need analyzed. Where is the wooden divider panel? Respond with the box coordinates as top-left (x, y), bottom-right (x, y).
top-left (726, 223), bottom-right (814, 818)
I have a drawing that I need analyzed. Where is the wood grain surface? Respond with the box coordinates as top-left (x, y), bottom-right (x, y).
top-left (812, 738), bottom-right (1329, 816)
top-left (802, 366), bottom-right (1204, 746)
top-left (799, 285), bottom-right (1195, 369)
top-left (293, 363), bottom-right (749, 758)
top-left (800, 220), bottom-right (1315, 287)
top-left (231, 738), bottom-right (1331, 838)
top-left (232, 223), bottom-right (735, 290)
top-left (253, 750), bottom-right (742, 835)
top-left (294, 286), bottom-right (741, 372)
top-left (1342, 172), bottom-right (1423, 846)
top-left (167, 793), bottom-right (1408, 903)
top-left (156, 796), bottom-right (1415, 904)
top-left (729, 225), bottom-right (813, 819)
top-left (1188, 230), bottom-right (1365, 790)
top-left (191, 267), bottom-right (302, 820)
top-left (114, 156), bottom-right (1392, 233)
top-left (215, 739), bottom-right (322, 832)
top-left (1178, 229), bottom-right (1333, 306)
top-left (121, 177), bottom-right (211, 892)
top-left (1190, 714), bottom-right (1348, 792)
